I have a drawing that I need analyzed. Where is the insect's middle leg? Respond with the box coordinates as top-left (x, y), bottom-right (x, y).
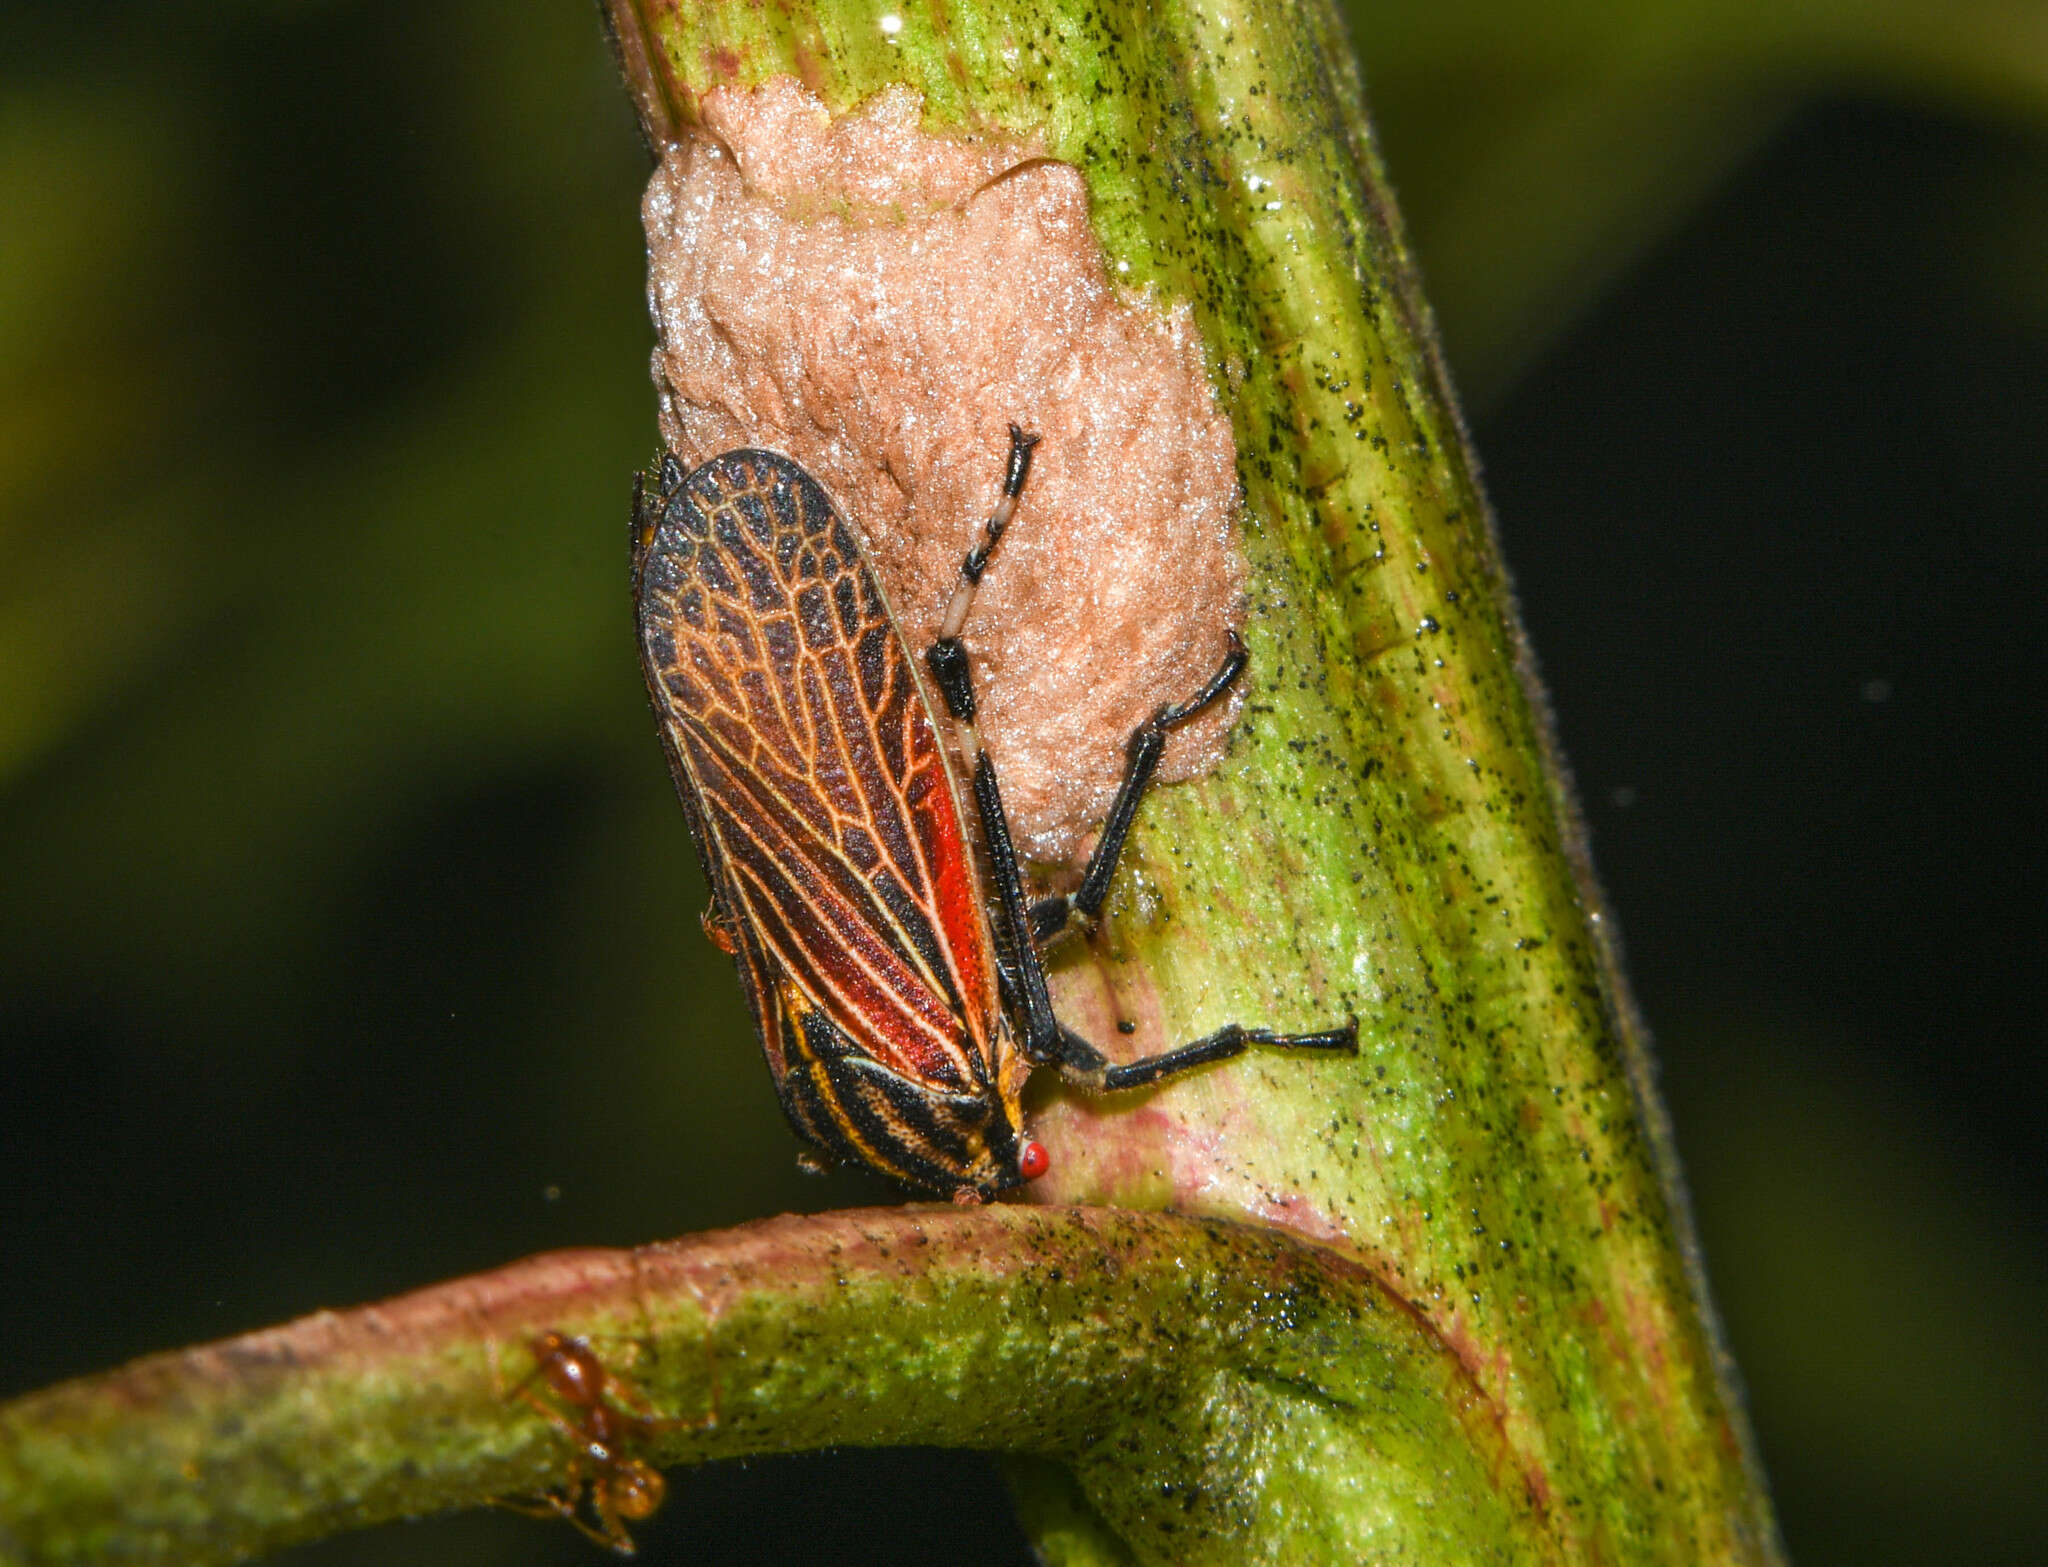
top-left (924, 421), bottom-right (1248, 949)
top-left (1027, 630), bottom-right (1247, 946)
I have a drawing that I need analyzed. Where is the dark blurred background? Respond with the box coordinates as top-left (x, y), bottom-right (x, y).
top-left (1, 3), bottom-right (2041, 1563)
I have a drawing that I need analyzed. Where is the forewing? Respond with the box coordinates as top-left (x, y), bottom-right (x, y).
top-left (635, 449), bottom-right (998, 1094)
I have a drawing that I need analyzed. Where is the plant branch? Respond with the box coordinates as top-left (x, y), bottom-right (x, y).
top-left (0, 0), bottom-right (1789, 1560)
top-left (0, 1205), bottom-right (1539, 1566)
top-left (605, 0), bottom-right (1784, 1558)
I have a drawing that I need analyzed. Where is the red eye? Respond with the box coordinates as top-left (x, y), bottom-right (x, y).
top-left (1018, 1140), bottom-right (1051, 1181)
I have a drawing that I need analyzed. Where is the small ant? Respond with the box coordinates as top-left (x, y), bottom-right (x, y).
top-left (500, 1329), bottom-right (686, 1556)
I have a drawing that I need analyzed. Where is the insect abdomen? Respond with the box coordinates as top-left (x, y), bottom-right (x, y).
top-left (778, 1000), bottom-right (1008, 1193)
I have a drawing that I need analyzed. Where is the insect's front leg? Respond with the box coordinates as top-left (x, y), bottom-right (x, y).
top-left (928, 623), bottom-right (1065, 1065)
top-left (937, 422), bottom-right (1039, 642)
top-left (924, 420), bottom-right (1039, 744)
top-left (922, 424), bottom-right (1069, 1064)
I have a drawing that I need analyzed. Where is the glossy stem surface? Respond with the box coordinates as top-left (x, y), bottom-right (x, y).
top-left (0, 1), bottom-right (1785, 1560)
top-left (3, 1206), bottom-right (1530, 1566)
top-left (613, 0), bottom-right (1781, 1558)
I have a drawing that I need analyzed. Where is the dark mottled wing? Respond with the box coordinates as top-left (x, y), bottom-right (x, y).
top-left (634, 450), bottom-right (999, 1099)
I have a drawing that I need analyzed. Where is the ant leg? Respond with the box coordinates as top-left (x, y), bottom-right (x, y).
top-left (511, 1386), bottom-right (588, 1444)
top-left (1051, 1018), bottom-right (1358, 1093)
top-left (495, 1497), bottom-right (587, 1534)
top-left (491, 1333), bottom-right (550, 1406)
top-left (583, 1484), bottom-right (642, 1557)
top-left (493, 1439), bottom-right (599, 1537)
top-left (600, 1349), bottom-right (719, 1438)
top-left (563, 1487), bottom-right (639, 1557)
top-left (496, 1487), bottom-right (588, 1529)
top-left (1027, 630), bottom-right (1247, 946)
top-left (498, 1420), bottom-right (639, 1556)
top-left (589, 1353), bottom-right (665, 1425)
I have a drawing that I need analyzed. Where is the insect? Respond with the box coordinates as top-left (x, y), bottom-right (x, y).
top-left (631, 426), bottom-right (1356, 1201)
top-left (501, 1330), bottom-right (681, 1555)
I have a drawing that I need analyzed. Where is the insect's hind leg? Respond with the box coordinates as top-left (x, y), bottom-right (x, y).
top-left (1054, 1018), bottom-right (1358, 1093)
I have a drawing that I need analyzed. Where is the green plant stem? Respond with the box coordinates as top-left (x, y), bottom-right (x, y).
top-left (610, 0), bottom-right (1781, 1559)
top-left (0, 0), bottom-right (1786, 1560)
top-left (0, 1206), bottom-right (1536, 1566)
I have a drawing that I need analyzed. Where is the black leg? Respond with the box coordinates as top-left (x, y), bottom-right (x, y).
top-left (1058, 1020), bottom-right (1358, 1092)
top-left (971, 742), bottom-right (1357, 1081)
top-left (972, 751), bottom-right (1067, 1063)
top-left (928, 425), bottom-right (1359, 1087)
top-left (937, 423), bottom-right (1039, 643)
top-left (1028, 629), bottom-right (1247, 945)
top-left (916, 426), bottom-right (1064, 1059)
top-left (925, 422), bottom-right (1038, 728)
